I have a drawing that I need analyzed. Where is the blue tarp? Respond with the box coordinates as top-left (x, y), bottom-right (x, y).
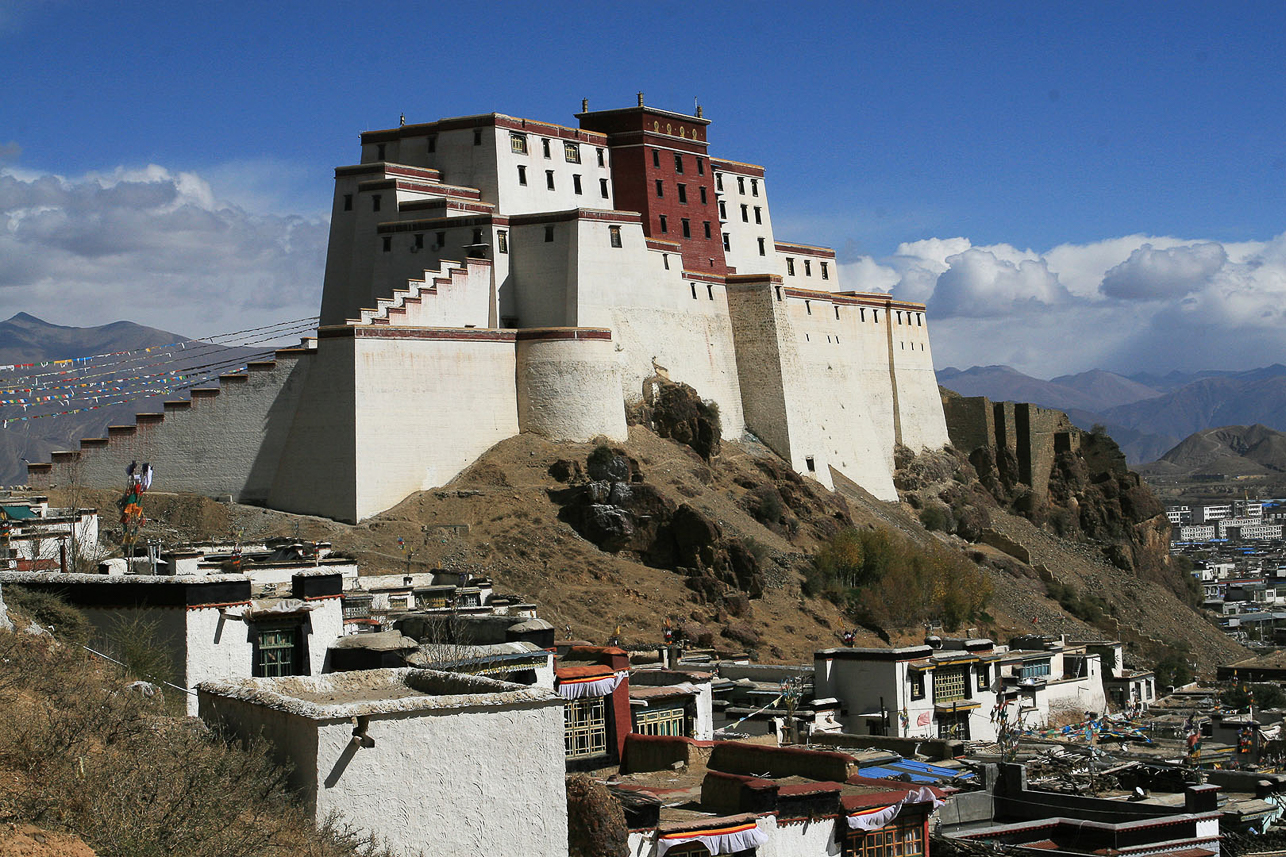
top-left (858, 758), bottom-right (975, 784)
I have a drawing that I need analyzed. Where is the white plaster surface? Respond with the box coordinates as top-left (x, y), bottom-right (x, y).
top-left (199, 669), bottom-right (569, 857)
top-left (517, 336), bottom-right (627, 442)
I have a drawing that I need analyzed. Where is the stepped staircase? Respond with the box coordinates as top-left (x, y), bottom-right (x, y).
top-left (27, 343), bottom-right (316, 481)
top-left (352, 258), bottom-right (489, 328)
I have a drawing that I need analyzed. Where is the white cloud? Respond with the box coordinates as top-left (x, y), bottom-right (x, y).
top-left (0, 164), bottom-right (327, 338)
top-left (839, 230), bottom-right (1286, 376)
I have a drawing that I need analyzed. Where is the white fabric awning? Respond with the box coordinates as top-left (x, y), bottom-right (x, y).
top-left (847, 786), bottom-right (946, 831)
top-left (656, 820), bottom-right (768, 856)
top-left (557, 671), bottom-right (627, 699)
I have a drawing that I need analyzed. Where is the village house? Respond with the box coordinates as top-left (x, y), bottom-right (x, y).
top-left (1, 568), bottom-right (344, 714)
top-left (614, 735), bottom-right (946, 857)
top-left (815, 637), bottom-right (1110, 741)
top-left (198, 668), bottom-right (568, 857)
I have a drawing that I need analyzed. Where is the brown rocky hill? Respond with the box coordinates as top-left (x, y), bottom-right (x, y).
top-left (1140, 423), bottom-right (1286, 478)
top-left (54, 402), bottom-right (1246, 676)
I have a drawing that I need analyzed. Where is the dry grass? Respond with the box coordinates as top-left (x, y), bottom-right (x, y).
top-left (0, 606), bottom-right (397, 857)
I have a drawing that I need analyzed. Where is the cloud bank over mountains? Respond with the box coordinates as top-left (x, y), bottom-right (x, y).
top-left (842, 230), bottom-right (1286, 378)
top-left (0, 164), bottom-right (327, 339)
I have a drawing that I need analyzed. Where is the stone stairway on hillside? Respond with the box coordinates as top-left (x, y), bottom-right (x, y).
top-left (26, 342), bottom-right (316, 491)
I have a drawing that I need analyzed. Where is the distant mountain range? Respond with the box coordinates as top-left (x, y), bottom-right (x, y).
top-left (937, 363), bottom-right (1286, 465)
top-left (0, 314), bottom-right (262, 486)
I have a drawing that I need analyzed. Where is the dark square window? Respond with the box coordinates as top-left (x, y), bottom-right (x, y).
top-left (609, 225), bottom-right (622, 248)
top-left (804, 259), bottom-right (812, 276)
top-left (497, 230), bottom-right (508, 253)
top-left (718, 200), bottom-right (726, 219)
top-left (674, 153), bottom-right (684, 173)
top-left (754, 206), bottom-right (762, 224)
top-left (435, 231), bottom-right (445, 247)
top-left (546, 170), bottom-right (555, 190)
top-left (381, 236), bottom-right (391, 252)
top-left (473, 129), bottom-right (482, 145)
top-left (542, 138), bottom-right (551, 158)
top-left (715, 173), bottom-right (723, 191)
top-left (652, 149), bottom-right (660, 168)
top-left (737, 176), bottom-right (745, 194)
top-left (656, 179), bottom-right (664, 198)
top-left (596, 147), bottom-right (605, 167)
top-left (372, 195), bottom-right (381, 212)
top-left (544, 225), bottom-right (555, 242)
top-left (573, 174), bottom-right (582, 195)
top-left (722, 233), bottom-right (730, 251)
top-left (414, 233), bottom-right (423, 249)
top-left (376, 143), bottom-right (385, 161)
top-left (696, 157), bottom-right (705, 175)
top-left (254, 625), bottom-right (303, 677)
top-left (758, 237), bottom-right (766, 256)
top-left (342, 194), bottom-right (352, 211)
top-left (740, 204), bottom-right (748, 222)
top-left (787, 258), bottom-right (795, 276)
top-left (703, 221), bottom-right (711, 239)
top-left (751, 178), bottom-right (759, 196)
top-left (600, 178), bottom-right (609, 199)
top-left (517, 164), bottom-right (527, 185)
top-left (659, 215), bottom-right (668, 234)
top-left (681, 218), bottom-right (691, 238)
top-left (699, 186), bottom-right (707, 205)
top-left (677, 184), bottom-right (687, 204)
top-left (822, 261), bottom-right (830, 280)
top-left (427, 135), bottom-right (436, 153)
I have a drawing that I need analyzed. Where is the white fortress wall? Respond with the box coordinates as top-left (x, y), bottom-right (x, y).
top-left (268, 334), bottom-right (359, 521)
top-left (782, 292), bottom-right (899, 501)
top-left (849, 298), bottom-right (901, 471)
top-left (725, 275), bottom-right (833, 488)
top-left (889, 307), bottom-right (951, 451)
top-left (32, 350), bottom-right (314, 505)
top-left (712, 161), bottom-right (775, 275)
top-left (573, 223), bottom-right (748, 438)
top-left (515, 330), bottom-right (628, 443)
top-left (361, 257), bottom-right (494, 329)
top-left (507, 216), bottom-right (580, 327)
top-left (349, 328), bottom-right (519, 522)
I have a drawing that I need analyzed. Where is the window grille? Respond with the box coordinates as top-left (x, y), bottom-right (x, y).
top-left (510, 133), bottom-right (528, 154)
top-left (1020, 661), bottom-right (1051, 680)
top-left (564, 141), bottom-right (580, 163)
top-left (934, 668), bottom-right (966, 702)
top-left (564, 697), bottom-right (608, 759)
top-left (257, 627), bottom-right (296, 677)
top-left (635, 706), bottom-right (686, 737)
top-left (846, 819), bottom-right (925, 857)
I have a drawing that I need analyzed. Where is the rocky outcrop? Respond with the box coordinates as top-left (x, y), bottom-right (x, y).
top-left (631, 376), bottom-right (722, 461)
top-left (554, 447), bottom-right (766, 600)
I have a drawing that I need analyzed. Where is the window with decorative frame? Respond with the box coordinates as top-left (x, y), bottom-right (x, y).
top-left (1020, 660), bottom-right (1051, 680)
top-left (564, 141), bottom-right (580, 163)
top-left (845, 818), bottom-right (925, 857)
top-left (510, 133), bottom-right (528, 154)
top-left (635, 705), bottom-right (687, 737)
top-left (934, 668), bottom-right (967, 702)
top-left (910, 671), bottom-right (926, 700)
top-left (564, 697), bottom-right (608, 759)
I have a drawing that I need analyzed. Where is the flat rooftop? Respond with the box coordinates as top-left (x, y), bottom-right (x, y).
top-left (199, 667), bottom-right (560, 719)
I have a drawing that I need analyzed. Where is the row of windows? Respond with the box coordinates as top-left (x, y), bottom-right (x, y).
top-left (734, 203), bottom-right (763, 224)
top-left (509, 132), bottom-right (606, 167)
top-left (718, 233), bottom-right (767, 256)
top-left (380, 224), bottom-right (622, 253)
top-left (846, 819), bottom-right (925, 857)
top-left (516, 165), bottom-right (610, 198)
top-left (652, 149), bottom-right (705, 176)
top-left (785, 257), bottom-right (829, 279)
top-left (714, 172), bottom-right (759, 196)
top-left (658, 216), bottom-right (710, 240)
top-left (655, 181), bottom-right (708, 205)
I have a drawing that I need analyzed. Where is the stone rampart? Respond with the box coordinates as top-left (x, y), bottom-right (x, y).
top-left (29, 348), bottom-right (314, 505)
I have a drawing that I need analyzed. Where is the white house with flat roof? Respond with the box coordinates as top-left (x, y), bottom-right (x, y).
top-left (198, 668), bottom-right (569, 857)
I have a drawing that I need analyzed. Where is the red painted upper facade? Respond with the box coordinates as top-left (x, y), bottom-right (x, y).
top-left (577, 103), bottom-right (728, 275)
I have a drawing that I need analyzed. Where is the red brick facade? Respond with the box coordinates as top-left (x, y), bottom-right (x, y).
top-left (577, 106), bottom-right (729, 275)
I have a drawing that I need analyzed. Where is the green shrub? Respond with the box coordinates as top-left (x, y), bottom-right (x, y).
top-left (919, 504), bottom-right (955, 533)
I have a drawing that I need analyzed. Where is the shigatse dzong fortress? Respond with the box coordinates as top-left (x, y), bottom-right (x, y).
top-left (29, 96), bottom-right (950, 521)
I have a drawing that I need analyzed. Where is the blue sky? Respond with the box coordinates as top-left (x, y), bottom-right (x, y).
top-left (2, 0), bottom-right (1285, 376)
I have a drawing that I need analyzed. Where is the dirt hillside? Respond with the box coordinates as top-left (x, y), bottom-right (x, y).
top-left (55, 424), bottom-right (1247, 674)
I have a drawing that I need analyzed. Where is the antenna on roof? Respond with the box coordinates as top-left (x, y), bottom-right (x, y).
top-left (399, 113), bottom-right (405, 127)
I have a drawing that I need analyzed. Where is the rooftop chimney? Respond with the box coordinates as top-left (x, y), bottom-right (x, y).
top-left (637, 91), bottom-right (645, 106)
top-left (582, 98), bottom-right (588, 112)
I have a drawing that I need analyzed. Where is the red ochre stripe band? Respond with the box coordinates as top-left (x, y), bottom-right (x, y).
top-left (559, 674), bottom-right (614, 685)
top-left (660, 823), bottom-right (757, 840)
